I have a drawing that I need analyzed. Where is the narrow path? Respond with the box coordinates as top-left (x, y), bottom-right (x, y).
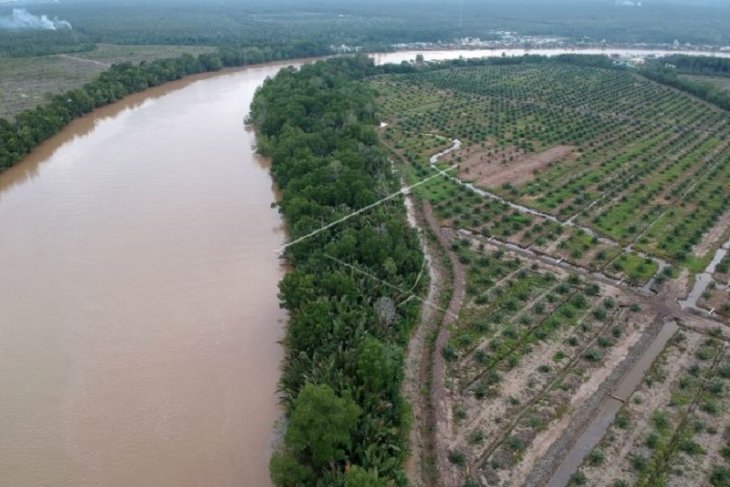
top-left (57, 54), bottom-right (112, 68)
top-left (423, 201), bottom-right (467, 487)
top-left (402, 195), bottom-right (445, 487)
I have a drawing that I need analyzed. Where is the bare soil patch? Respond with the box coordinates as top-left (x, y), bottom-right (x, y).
top-left (698, 286), bottom-right (730, 320)
top-left (457, 144), bottom-right (576, 188)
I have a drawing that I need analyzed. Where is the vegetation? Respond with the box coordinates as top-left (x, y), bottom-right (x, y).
top-left (249, 56), bottom-right (423, 485)
top-left (641, 64), bottom-right (730, 111)
top-left (373, 54), bottom-right (729, 485)
top-left (373, 57), bottom-right (730, 272)
top-left (0, 44), bottom-right (216, 119)
top-left (578, 333), bottom-right (730, 487)
top-left (0, 43), bottom-right (329, 173)
top-left (3, 0), bottom-right (730, 57)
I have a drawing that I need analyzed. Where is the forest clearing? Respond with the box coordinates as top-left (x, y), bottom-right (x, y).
top-left (375, 58), bottom-right (730, 486)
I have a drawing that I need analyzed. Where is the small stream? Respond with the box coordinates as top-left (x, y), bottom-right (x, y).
top-left (680, 237), bottom-right (730, 312)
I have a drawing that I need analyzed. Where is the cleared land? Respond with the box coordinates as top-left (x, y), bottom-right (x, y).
top-left (576, 331), bottom-right (729, 487)
top-left (0, 44), bottom-right (215, 119)
top-left (374, 63), bottom-right (730, 276)
top-left (374, 61), bottom-right (730, 487)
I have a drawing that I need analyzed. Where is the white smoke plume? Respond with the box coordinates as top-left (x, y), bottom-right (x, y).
top-left (0, 8), bottom-right (72, 30)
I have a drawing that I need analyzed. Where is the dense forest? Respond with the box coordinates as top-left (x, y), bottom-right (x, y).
top-left (2, 0), bottom-right (730, 57)
top-left (248, 55), bottom-right (424, 485)
top-left (659, 54), bottom-right (730, 75)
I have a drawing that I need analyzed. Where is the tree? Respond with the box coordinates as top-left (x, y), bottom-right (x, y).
top-left (356, 336), bottom-right (398, 391)
top-left (345, 466), bottom-right (387, 487)
top-left (270, 452), bottom-right (314, 487)
top-left (286, 383), bottom-right (362, 468)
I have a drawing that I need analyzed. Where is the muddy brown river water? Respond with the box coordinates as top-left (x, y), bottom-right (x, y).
top-left (0, 64), bottom-right (300, 487)
top-left (1, 48), bottom-right (726, 487)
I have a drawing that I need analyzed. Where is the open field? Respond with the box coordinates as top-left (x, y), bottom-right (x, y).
top-left (0, 44), bottom-right (215, 119)
top-left (375, 60), bottom-right (730, 486)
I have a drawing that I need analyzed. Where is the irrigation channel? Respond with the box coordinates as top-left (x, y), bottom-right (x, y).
top-left (544, 320), bottom-right (680, 487)
top-left (0, 48), bottom-right (726, 487)
top-left (680, 236), bottom-right (730, 313)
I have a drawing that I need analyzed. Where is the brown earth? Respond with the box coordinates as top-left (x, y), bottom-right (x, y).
top-left (403, 195), bottom-right (453, 487)
top-left (698, 286), bottom-right (730, 319)
top-left (457, 145), bottom-right (576, 188)
top-left (423, 201), bottom-right (467, 487)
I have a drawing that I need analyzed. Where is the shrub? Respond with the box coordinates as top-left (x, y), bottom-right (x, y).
top-left (448, 450), bottom-right (466, 466)
top-left (652, 411), bottom-right (670, 431)
top-left (710, 466), bottom-right (730, 487)
top-left (615, 413), bottom-right (630, 429)
top-left (679, 439), bottom-right (705, 456)
top-left (584, 348), bottom-right (603, 362)
top-left (442, 344), bottom-right (457, 361)
top-left (570, 471), bottom-right (587, 485)
top-left (646, 432), bottom-right (660, 449)
top-left (702, 399), bottom-right (718, 415)
top-left (629, 453), bottom-right (647, 472)
top-left (507, 436), bottom-right (525, 452)
top-left (468, 429), bottom-right (485, 445)
top-left (587, 448), bottom-right (605, 466)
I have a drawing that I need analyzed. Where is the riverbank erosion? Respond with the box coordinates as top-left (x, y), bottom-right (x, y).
top-left (248, 56), bottom-right (427, 485)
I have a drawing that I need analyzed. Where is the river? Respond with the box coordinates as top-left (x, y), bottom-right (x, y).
top-left (0, 64), bottom-right (299, 487)
top-left (0, 48), bottom-right (725, 487)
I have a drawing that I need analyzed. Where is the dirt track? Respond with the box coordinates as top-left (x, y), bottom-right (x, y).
top-left (422, 201), bottom-right (467, 487)
top-left (402, 196), bottom-right (448, 487)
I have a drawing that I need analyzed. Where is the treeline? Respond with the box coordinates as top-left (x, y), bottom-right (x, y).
top-left (4, 0), bottom-right (730, 58)
top-left (640, 66), bottom-right (730, 112)
top-left (425, 53), bottom-right (619, 71)
top-left (0, 29), bottom-right (94, 57)
top-left (0, 43), bottom-right (329, 172)
top-left (658, 55), bottom-right (730, 76)
top-left (249, 55), bottom-right (424, 485)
